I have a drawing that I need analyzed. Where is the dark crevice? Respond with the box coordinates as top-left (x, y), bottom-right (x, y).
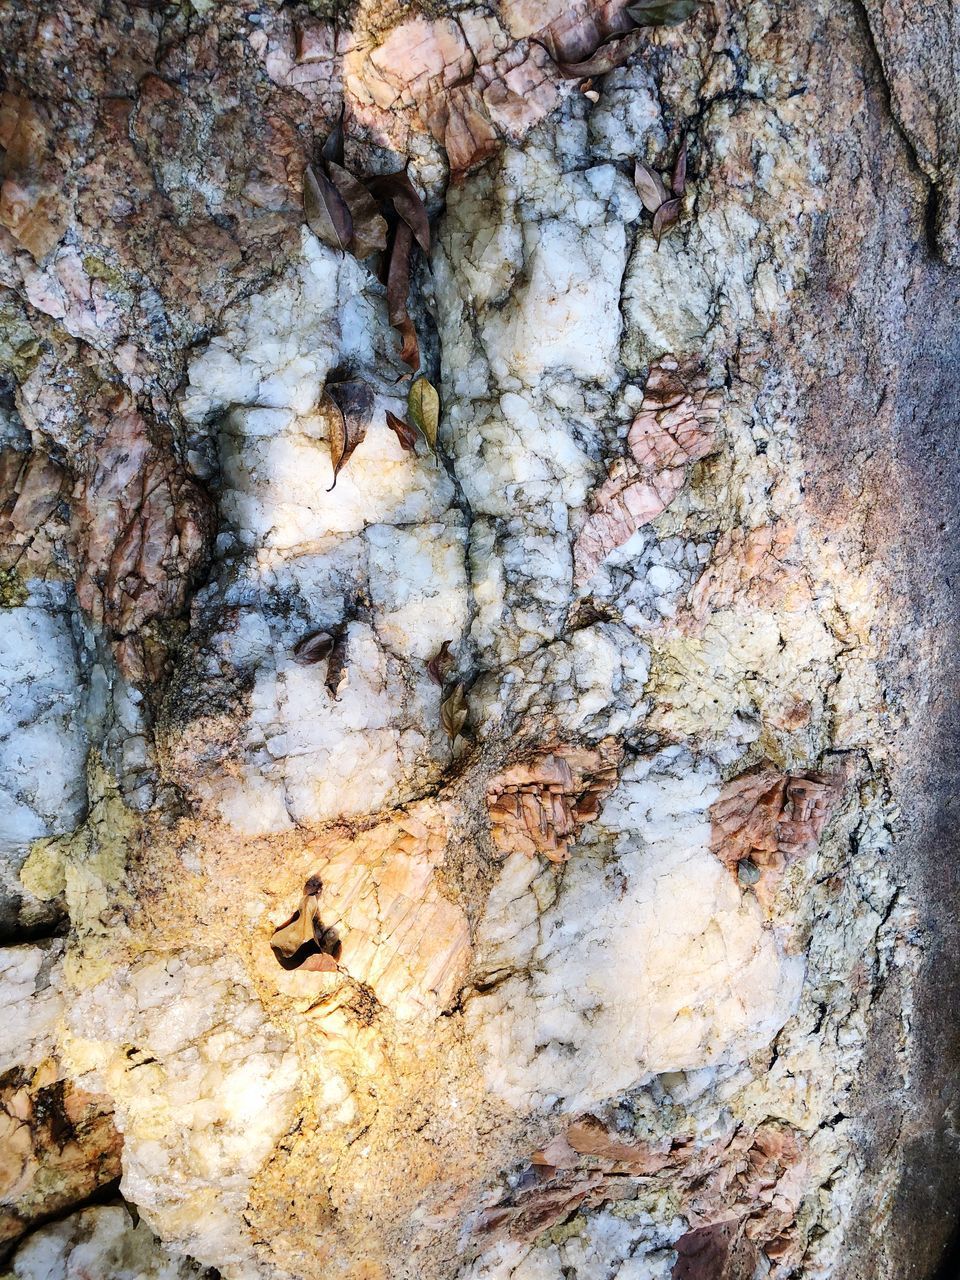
top-left (0, 1178), bottom-right (123, 1268)
top-left (849, 0), bottom-right (939, 260)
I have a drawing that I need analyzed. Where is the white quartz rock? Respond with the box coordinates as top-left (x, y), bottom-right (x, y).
top-left (0, 941), bottom-right (64, 1073)
top-left (467, 750), bottom-right (804, 1113)
top-left (0, 599), bottom-right (87, 850)
top-left (64, 954), bottom-right (299, 1275)
top-left (6, 1204), bottom-right (209, 1280)
top-left (0, 593), bottom-right (87, 932)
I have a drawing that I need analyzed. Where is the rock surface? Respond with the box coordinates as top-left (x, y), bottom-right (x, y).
top-left (1, 1), bottom-right (959, 1279)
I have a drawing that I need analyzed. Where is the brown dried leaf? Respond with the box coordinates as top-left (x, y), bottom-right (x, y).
top-left (427, 639), bottom-right (454, 686)
top-left (634, 161), bottom-right (668, 214)
top-left (671, 136), bottom-right (687, 196)
top-left (368, 170), bottom-right (431, 253)
top-left (304, 164), bottom-right (352, 252)
top-left (320, 105), bottom-right (345, 167)
top-left (325, 629), bottom-right (349, 700)
top-left (652, 195), bottom-right (681, 247)
top-left (325, 380), bottom-right (373, 490)
top-left (387, 221), bottom-right (419, 369)
top-left (327, 161), bottom-right (388, 259)
top-left (293, 630), bottom-right (334, 665)
top-left (441, 682), bottom-right (468, 740)
top-left (385, 410), bottom-right (418, 452)
top-left (408, 376), bottom-right (440, 452)
top-left (627, 0), bottom-right (701, 26)
top-left (271, 890), bottom-right (322, 959)
top-left (271, 879), bottom-right (341, 972)
top-left (534, 31), bottom-right (646, 79)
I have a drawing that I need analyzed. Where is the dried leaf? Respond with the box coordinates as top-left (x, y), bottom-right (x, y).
top-left (652, 195), bottom-right (681, 247)
top-left (533, 31), bottom-right (645, 78)
top-left (427, 640), bottom-right (454, 686)
top-left (325, 380), bottom-right (373, 490)
top-left (270, 879), bottom-right (341, 972)
top-left (293, 630), bottom-right (334, 665)
top-left (634, 161), bottom-right (668, 214)
top-left (320, 106), bottom-right (345, 167)
top-left (327, 161), bottom-right (388, 259)
top-left (325, 629), bottom-right (349, 700)
top-left (626, 0), bottom-right (701, 26)
top-left (304, 164), bottom-right (353, 252)
top-left (441, 682), bottom-right (468, 740)
top-left (671, 136), bottom-right (687, 196)
top-left (271, 886), bottom-right (325, 959)
top-left (386, 222), bottom-right (419, 369)
top-left (368, 170), bottom-right (431, 253)
top-left (408, 376), bottom-right (440, 452)
top-left (385, 410), bottom-right (418, 452)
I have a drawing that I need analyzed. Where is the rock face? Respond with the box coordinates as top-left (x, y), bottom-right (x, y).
top-left (1, 1), bottom-right (959, 1279)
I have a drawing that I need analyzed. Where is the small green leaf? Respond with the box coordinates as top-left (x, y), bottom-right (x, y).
top-left (408, 376), bottom-right (440, 453)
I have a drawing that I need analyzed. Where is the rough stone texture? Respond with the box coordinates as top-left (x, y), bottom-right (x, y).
top-left (1, 1), bottom-right (959, 1279)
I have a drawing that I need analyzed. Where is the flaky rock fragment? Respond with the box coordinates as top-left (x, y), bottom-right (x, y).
top-left (710, 764), bottom-right (843, 911)
top-left (0, 446), bottom-right (68, 573)
top-left (480, 1117), bottom-right (809, 1266)
top-left (274, 804), bottom-right (471, 1019)
top-left (485, 739), bottom-right (622, 860)
top-left (0, 1070), bottom-right (121, 1248)
top-left (0, 93), bottom-right (69, 261)
top-left (72, 393), bottom-right (213, 679)
top-left (574, 358), bottom-right (720, 583)
top-left (0, 941), bottom-right (121, 1252)
top-left (671, 1221), bottom-right (759, 1280)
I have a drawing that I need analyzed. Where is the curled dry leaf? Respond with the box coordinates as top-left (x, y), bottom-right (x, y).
top-left (634, 161), bottom-right (668, 214)
top-left (533, 30), bottom-right (646, 79)
top-left (320, 106), bottom-right (345, 167)
top-left (325, 629), bottom-right (349, 700)
top-left (270, 877), bottom-right (341, 973)
top-left (293, 630), bottom-right (334, 665)
top-left (671, 136), bottom-right (688, 196)
top-left (327, 162), bottom-right (388, 259)
top-left (627, 0), bottom-right (701, 25)
top-left (408, 376), bottom-right (440, 452)
top-left (304, 164), bottom-right (353, 252)
top-left (387, 221), bottom-right (419, 369)
top-left (427, 639), bottom-right (454, 686)
top-left (367, 171), bottom-right (431, 253)
top-left (441, 682), bottom-right (468, 740)
top-left (325, 380), bottom-right (373, 490)
top-left (385, 410), bottom-right (418, 453)
top-left (653, 195), bottom-right (682, 247)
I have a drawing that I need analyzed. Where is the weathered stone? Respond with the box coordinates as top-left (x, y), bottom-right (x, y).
top-left (1, 1), bottom-right (959, 1278)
